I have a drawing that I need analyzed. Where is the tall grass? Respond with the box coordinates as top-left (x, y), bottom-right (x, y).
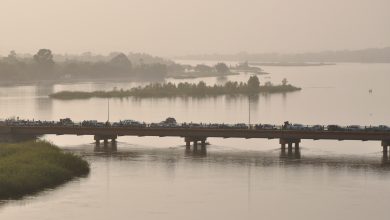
top-left (0, 141), bottom-right (90, 199)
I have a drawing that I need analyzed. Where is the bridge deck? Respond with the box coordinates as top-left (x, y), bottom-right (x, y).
top-left (1, 126), bottom-right (390, 141)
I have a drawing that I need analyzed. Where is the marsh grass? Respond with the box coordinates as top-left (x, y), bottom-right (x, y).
top-left (0, 141), bottom-right (90, 199)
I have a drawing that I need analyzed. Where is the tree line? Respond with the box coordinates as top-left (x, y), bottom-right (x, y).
top-left (0, 49), bottom-right (169, 82)
top-left (0, 49), bottom-right (237, 83)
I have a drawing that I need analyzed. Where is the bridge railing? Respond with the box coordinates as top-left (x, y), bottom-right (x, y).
top-left (2, 119), bottom-right (390, 133)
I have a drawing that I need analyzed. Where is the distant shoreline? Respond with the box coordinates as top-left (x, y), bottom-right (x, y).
top-left (167, 71), bottom-right (240, 79)
top-left (249, 62), bottom-right (336, 67)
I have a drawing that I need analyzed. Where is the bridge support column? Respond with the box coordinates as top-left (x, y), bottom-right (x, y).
top-left (184, 137), bottom-right (207, 151)
top-left (94, 135), bottom-right (117, 148)
top-left (201, 140), bottom-right (206, 151)
top-left (280, 138), bottom-right (301, 158)
top-left (193, 141), bottom-right (198, 151)
top-left (288, 143), bottom-right (293, 154)
top-left (294, 140), bottom-right (301, 151)
top-left (382, 140), bottom-right (390, 158)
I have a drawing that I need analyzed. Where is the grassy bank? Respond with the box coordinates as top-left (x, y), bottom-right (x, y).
top-left (0, 141), bottom-right (90, 199)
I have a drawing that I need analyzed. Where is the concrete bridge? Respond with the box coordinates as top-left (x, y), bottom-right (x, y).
top-left (1, 125), bottom-right (390, 158)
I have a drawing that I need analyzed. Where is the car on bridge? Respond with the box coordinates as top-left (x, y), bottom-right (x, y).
top-left (327, 125), bottom-right (345, 131)
top-left (59, 118), bottom-right (74, 126)
top-left (377, 125), bottom-right (390, 131)
top-left (310, 125), bottom-right (325, 131)
top-left (285, 123), bottom-right (308, 130)
top-left (232, 123), bottom-right (249, 129)
top-left (255, 124), bottom-right (278, 130)
top-left (346, 125), bottom-right (364, 131)
top-left (365, 125), bottom-right (390, 132)
top-left (116, 120), bottom-right (146, 128)
top-left (81, 120), bottom-right (98, 127)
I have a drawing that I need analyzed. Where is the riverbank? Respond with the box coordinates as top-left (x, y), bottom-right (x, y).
top-left (49, 79), bottom-right (301, 100)
top-left (249, 62), bottom-right (335, 66)
top-left (0, 141), bottom-right (90, 199)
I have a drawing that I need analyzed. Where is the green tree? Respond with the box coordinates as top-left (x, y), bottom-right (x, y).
top-left (110, 53), bottom-right (132, 74)
top-left (33, 49), bottom-right (54, 66)
top-left (282, 78), bottom-right (288, 86)
top-left (247, 75), bottom-right (260, 93)
top-left (215, 63), bottom-right (229, 75)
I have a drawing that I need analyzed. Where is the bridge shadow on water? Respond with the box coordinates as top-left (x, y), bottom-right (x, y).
top-left (72, 142), bottom-right (390, 174)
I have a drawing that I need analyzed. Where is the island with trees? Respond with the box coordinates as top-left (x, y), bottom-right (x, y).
top-left (49, 75), bottom-right (301, 100)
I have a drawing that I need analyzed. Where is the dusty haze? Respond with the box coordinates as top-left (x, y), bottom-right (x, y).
top-left (1, 0), bottom-right (389, 56)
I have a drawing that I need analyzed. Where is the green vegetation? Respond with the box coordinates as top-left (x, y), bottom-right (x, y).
top-left (49, 76), bottom-right (301, 100)
top-left (0, 141), bottom-right (90, 199)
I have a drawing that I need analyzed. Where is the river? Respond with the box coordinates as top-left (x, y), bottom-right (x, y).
top-left (1, 62), bottom-right (390, 220)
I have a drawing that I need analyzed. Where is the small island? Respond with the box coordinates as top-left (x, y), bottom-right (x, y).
top-left (49, 76), bottom-right (301, 100)
top-left (0, 141), bottom-right (90, 199)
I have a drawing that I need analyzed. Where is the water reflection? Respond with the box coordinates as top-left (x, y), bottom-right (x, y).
top-left (185, 146), bottom-right (207, 157)
top-left (94, 141), bottom-right (118, 153)
top-left (34, 97), bottom-right (53, 118)
top-left (81, 144), bottom-right (390, 172)
top-left (280, 147), bottom-right (301, 160)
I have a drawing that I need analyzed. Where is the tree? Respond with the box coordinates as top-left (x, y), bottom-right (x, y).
top-left (282, 78), bottom-right (288, 86)
top-left (195, 64), bottom-right (213, 72)
top-left (247, 75), bottom-right (260, 93)
top-left (136, 63), bottom-right (167, 80)
top-left (33, 49), bottom-right (54, 66)
top-left (4, 50), bottom-right (18, 64)
top-left (33, 49), bottom-right (55, 77)
top-left (110, 53), bottom-right (132, 73)
top-left (215, 62), bottom-right (229, 75)
top-left (8, 50), bottom-right (17, 59)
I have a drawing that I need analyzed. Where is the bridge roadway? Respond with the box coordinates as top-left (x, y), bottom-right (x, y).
top-left (1, 125), bottom-right (390, 155)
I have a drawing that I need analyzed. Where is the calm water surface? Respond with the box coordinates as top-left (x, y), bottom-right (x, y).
top-left (0, 63), bottom-right (390, 220)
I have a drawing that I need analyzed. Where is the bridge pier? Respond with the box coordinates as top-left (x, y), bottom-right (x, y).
top-left (184, 137), bottom-right (207, 152)
top-left (94, 135), bottom-right (117, 149)
top-left (201, 140), bottom-right (206, 151)
top-left (382, 140), bottom-right (390, 159)
top-left (280, 138), bottom-right (301, 158)
top-left (193, 141), bottom-right (198, 151)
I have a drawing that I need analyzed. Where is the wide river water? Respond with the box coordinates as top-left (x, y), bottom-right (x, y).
top-left (1, 62), bottom-right (390, 220)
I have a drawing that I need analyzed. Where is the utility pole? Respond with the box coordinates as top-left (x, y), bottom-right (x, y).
top-left (248, 95), bottom-right (251, 127)
top-left (107, 98), bottom-right (110, 122)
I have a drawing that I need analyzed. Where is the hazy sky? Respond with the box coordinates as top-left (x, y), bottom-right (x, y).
top-left (1, 0), bottom-right (389, 56)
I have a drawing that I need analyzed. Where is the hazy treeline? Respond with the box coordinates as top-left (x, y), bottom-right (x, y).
top-left (0, 50), bottom-right (236, 83)
top-left (0, 49), bottom-right (174, 82)
top-left (49, 76), bottom-right (301, 99)
top-left (177, 47), bottom-right (390, 63)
